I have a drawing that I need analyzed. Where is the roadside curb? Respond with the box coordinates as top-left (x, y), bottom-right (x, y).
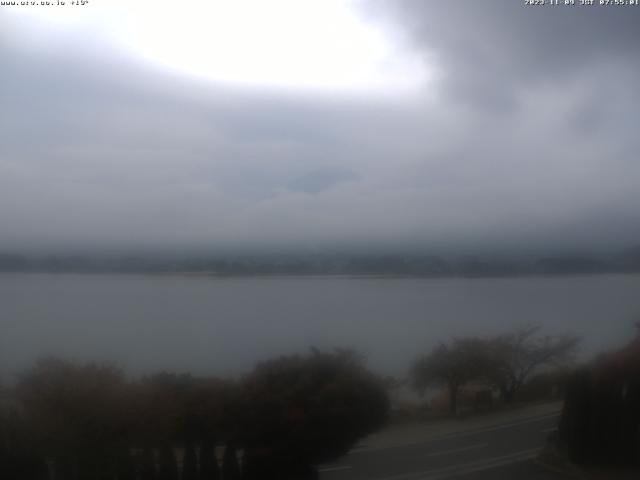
top-left (533, 457), bottom-right (584, 479)
top-left (534, 456), bottom-right (640, 480)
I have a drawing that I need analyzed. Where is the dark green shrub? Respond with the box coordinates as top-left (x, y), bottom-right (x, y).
top-left (238, 350), bottom-right (389, 475)
top-left (558, 337), bottom-right (640, 466)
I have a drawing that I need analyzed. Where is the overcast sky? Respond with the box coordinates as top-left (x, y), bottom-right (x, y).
top-left (2, 0), bottom-right (639, 255)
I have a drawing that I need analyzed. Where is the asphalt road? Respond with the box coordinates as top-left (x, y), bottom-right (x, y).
top-left (319, 412), bottom-right (567, 480)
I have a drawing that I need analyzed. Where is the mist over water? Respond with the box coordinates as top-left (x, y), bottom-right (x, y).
top-left (2, 272), bottom-right (638, 379)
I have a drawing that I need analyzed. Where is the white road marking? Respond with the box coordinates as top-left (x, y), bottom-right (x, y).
top-left (319, 465), bottom-right (352, 473)
top-left (378, 447), bottom-right (541, 480)
top-left (436, 412), bottom-right (560, 440)
top-left (353, 411), bottom-right (560, 453)
top-left (426, 443), bottom-right (488, 458)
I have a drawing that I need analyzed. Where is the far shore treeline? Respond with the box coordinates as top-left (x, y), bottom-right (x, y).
top-left (1, 247), bottom-right (640, 276)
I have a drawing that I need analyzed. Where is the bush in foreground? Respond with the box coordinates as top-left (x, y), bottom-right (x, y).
top-left (238, 349), bottom-right (390, 478)
top-left (558, 335), bottom-right (640, 467)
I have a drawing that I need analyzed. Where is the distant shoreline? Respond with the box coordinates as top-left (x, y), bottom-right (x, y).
top-left (2, 269), bottom-right (640, 280)
top-left (2, 250), bottom-right (639, 278)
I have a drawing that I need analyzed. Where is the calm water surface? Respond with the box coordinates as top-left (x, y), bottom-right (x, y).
top-left (1, 273), bottom-right (639, 378)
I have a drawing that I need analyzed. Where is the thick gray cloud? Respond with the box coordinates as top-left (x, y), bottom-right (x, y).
top-left (1, 2), bottom-right (640, 254)
top-left (365, 1), bottom-right (640, 110)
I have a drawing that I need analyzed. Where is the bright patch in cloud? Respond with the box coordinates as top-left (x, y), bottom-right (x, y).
top-left (116, 0), bottom-right (427, 92)
top-left (6, 0), bottom-right (428, 93)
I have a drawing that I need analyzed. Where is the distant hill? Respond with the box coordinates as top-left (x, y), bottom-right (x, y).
top-left (2, 248), bottom-right (640, 277)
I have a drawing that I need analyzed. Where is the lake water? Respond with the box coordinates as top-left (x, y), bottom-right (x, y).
top-left (1, 273), bottom-right (639, 379)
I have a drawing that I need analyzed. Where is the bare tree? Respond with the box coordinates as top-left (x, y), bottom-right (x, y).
top-left (488, 326), bottom-right (580, 403)
top-left (410, 339), bottom-right (492, 415)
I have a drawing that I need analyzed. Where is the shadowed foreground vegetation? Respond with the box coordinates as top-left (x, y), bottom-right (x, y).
top-left (0, 350), bottom-right (389, 480)
top-left (3, 326), bottom-right (638, 478)
top-left (555, 333), bottom-right (640, 468)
